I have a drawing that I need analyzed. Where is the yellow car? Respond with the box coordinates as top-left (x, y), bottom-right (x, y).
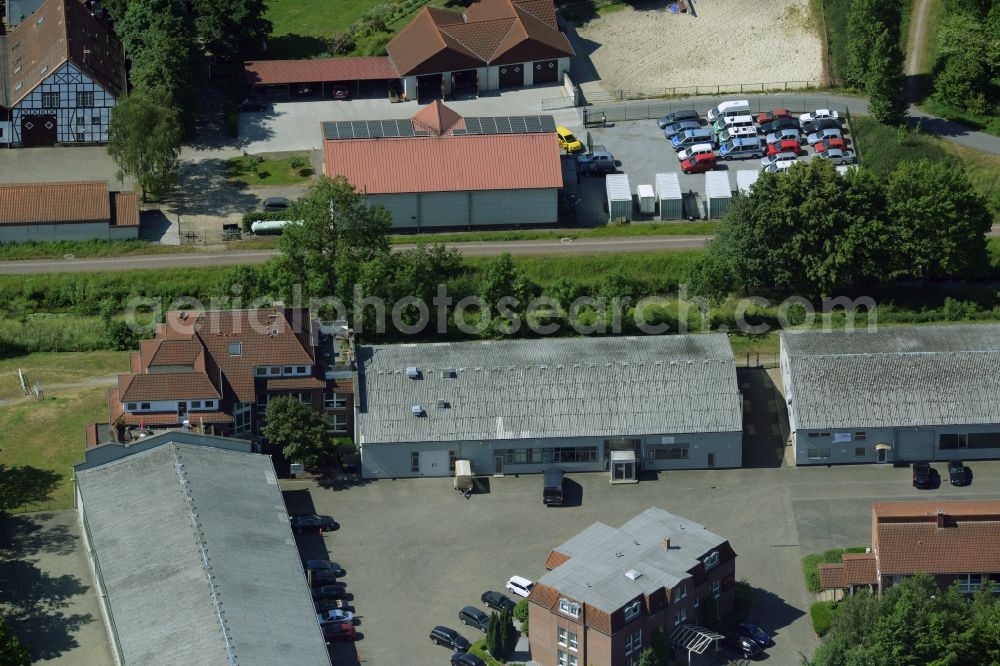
top-left (556, 126), bottom-right (584, 153)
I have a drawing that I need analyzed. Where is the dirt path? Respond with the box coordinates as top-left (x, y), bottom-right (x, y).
top-left (0, 374), bottom-right (115, 408)
top-left (905, 0), bottom-right (933, 99)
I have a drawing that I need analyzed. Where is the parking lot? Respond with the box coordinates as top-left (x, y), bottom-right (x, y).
top-left (566, 106), bottom-right (853, 227)
top-left (280, 458), bottom-right (1000, 666)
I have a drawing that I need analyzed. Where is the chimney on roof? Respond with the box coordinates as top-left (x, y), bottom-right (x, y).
top-left (936, 509), bottom-right (946, 528)
top-left (662, 533), bottom-right (671, 550)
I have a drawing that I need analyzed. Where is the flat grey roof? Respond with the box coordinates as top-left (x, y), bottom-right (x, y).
top-left (358, 334), bottom-right (742, 444)
top-left (539, 507), bottom-right (728, 613)
top-left (75, 442), bottom-right (331, 666)
top-left (782, 325), bottom-right (1000, 430)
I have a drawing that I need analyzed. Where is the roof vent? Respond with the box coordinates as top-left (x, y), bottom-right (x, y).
top-left (662, 533), bottom-right (671, 550)
top-left (624, 569), bottom-right (643, 581)
top-left (406, 366), bottom-right (421, 379)
top-left (411, 404), bottom-right (424, 416)
top-left (441, 368), bottom-right (457, 379)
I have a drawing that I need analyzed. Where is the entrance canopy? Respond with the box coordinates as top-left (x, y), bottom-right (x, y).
top-left (669, 625), bottom-right (725, 664)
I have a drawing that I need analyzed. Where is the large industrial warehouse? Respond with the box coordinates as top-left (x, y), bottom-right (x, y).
top-left (355, 334), bottom-right (744, 481)
top-left (322, 101), bottom-right (563, 230)
top-left (781, 324), bottom-right (1000, 466)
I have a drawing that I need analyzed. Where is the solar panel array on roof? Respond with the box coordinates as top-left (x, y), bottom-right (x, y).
top-left (322, 115), bottom-right (556, 141)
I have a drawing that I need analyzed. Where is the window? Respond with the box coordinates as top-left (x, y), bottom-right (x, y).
top-left (567, 630), bottom-right (578, 650)
top-left (557, 651), bottom-right (568, 666)
top-left (270, 366), bottom-right (280, 374)
top-left (75, 116), bottom-right (84, 126)
top-left (449, 451), bottom-right (456, 472)
top-left (807, 432), bottom-right (832, 438)
top-left (191, 401), bottom-right (202, 408)
top-left (968, 432), bottom-right (1000, 449)
top-left (672, 584), bottom-right (687, 602)
top-left (854, 446), bottom-right (866, 457)
top-left (296, 365), bottom-right (308, 375)
top-left (957, 574), bottom-right (984, 594)
top-left (694, 596), bottom-right (699, 608)
top-left (674, 608), bottom-right (688, 625)
top-left (558, 598), bottom-right (580, 618)
top-left (92, 115), bottom-right (101, 125)
top-left (228, 342), bottom-right (242, 356)
top-left (625, 629), bottom-right (642, 657)
top-left (552, 446), bottom-right (597, 463)
top-left (233, 402), bottom-right (252, 435)
top-left (324, 393), bottom-right (347, 409)
top-left (623, 600), bottom-right (642, 622)
top-left (255, 367), bottom-right (267, 376)
top-left (855, 431), bottom-right (868, 441)
top-left (283, 365), bottom-right (294, 375)
top-left (205, 400), bottom-right (214, 408)
top-left (703, 551), bottom-right (720, 572)
top-left (649, 445), bottom-right (689, 460)
top-left (807, 447), bottom-right (831, 459)
top-left (410, 451), bottom-right (419, 473)
top-left (41, 92), bottom-right (59, 107)
top-left (76, 91), bottom-right (95, 107)
top-left (557, 627), bottom-right (567, 646)
top-left (711, 579), bottom-right (721, 599)
top-left (140, 402), bottom-right (150, 410)
top-left (75, 132), bottom-right (85, 142)
top-left (327, 413), bottom-right (347, 432)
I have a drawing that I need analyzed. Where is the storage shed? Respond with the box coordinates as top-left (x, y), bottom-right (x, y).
top-left (636, 184), bottom-right (655, 215)
top-left (705, 171), bottom-right (732, 219)
top-left (606, 174), bottom-right (632, 223)
top-left (654, 173), bottom-right (682, 220)
top-left (735, 170), bottom-right (759, 196)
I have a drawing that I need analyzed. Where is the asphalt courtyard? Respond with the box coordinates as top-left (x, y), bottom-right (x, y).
top-left (281, 458), bottom-right (1000, 666)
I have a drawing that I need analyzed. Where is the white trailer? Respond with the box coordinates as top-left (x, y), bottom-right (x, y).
top-left (606, 174), bottom-right (632, 223)
top-left (735, 170), bottom-right (760, 196)
top-left (705, 171), bottom-right (732, 219)
top-left (636, 184), bottom-right (656, 214)
top-left (654, 172), bottom-right (683, 220)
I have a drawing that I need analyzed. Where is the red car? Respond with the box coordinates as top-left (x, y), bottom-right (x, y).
top-left (815, 137), bottom-right (847, 153)
top-left (756, 108), bottom-right (790, 124)
top-left (681, 153), bottom-right (717, 174)
top-left (323, 622), bottom-right (357, 642)
top-left (767, 139), bottom-right (800, 156)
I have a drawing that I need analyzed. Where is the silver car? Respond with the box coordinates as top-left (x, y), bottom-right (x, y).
top-left (662, 120), bottom-right (701, 139)
top-left (760, 152), bottom-right (798, 169)
top-left (763, 158), bottom-right (798, 174)
top-left (816, 148), bottom-right (857, 165)
top-left (806, 128), bottom-right (843, 145)
top-left (765, 129), bottom-right (801, 145)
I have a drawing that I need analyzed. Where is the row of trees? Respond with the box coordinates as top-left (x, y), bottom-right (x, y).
top-left (807, 574), bottom-right (1000, 666)
top-left (843, 0), bottom-right (906, 124)
top-left (931, 1), bottom-right (1000, 117)
top-left (687, 158), bottom-right (992, 300)
top-left (485, 609), bottom-right (517, 660)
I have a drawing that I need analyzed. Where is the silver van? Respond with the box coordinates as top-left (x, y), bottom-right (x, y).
top-left (719, 136), bottom-right (764, 160)
top-left (712, 114), bottom-right (756, 134)
top-left (707, 99), bottom-right (752, 122)
top-left (671, 128), bottom-right (715, 150)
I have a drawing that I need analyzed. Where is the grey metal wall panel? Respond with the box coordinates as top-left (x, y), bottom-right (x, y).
top-left (418, 192), bottom-right (469, 227)
top-left (0, 222), bottom-right (110, 242)
top-left (469, 189), bottom-right (557, 226)
top-left (368, 194), bottom-right (418, 229)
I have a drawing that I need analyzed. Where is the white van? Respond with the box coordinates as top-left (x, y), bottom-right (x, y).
top-left (506, 575), bottom-right (534, 598)
top-left (717, 126), bottom-right (759, 143)
top-left (707, 99), bottom-right (751, 122)
top-left (712, 114), bottom-right (756, 133)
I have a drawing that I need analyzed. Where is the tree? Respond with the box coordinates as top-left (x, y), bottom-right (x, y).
top-left (486, 611), bottom-right (501, 657)
top-left (478, 252), bottom-right (535, 335)
top-left (194, 0), bottom-right (272, 63)
top-left (262, 397), bottom-right (332, 468)
top-left (867, 30), bottom-right (907, 125)
top-left (844, 0), bottom-right (901, 87)
top-left (272, 177), bottom-right (392, 304)
top-left (932, 12), bottom-right (994, 113)
top-left (886, 160), bottom-right (992, 281)
top-left (0, 617), bottom-right (30, 666)
top-left (107, 90), bottom-right (182, 202)
top-left (105, 320), bottom-right (138, 351)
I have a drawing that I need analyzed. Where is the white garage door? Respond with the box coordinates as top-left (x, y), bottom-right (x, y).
top-left (895, 429), bottom-right (935, 462)
top-left (419, 450), bottom-right (450, 476)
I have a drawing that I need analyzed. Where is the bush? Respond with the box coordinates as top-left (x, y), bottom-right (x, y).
top-left (241, 210), bottom-right (290, 232)
top-left (329, 31), bottom-right (355, 55)
top-left (513, 599), bottom-right (528, 623)
top-left (734, 579), bottom-right (754, 617)
top-left (810, 600), bottom-right (838, 636)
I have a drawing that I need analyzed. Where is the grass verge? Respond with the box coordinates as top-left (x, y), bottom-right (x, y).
top-left (810, 600), bottom-right (839, 637)
top-left (802, 547), bottom-right (869, 593)
top-left (389, 222), bottom-right (718, 245)
top-left (225, 153), bottom-right (316, 187)
top-left (0, 352), bottom-right (127, 400)
top-left (0, 385), bottom-right (109, 512)
top-left (818, 0), bottom-right (849, 85)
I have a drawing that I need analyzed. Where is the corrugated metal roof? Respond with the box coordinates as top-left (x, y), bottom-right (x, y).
top-left (654, 172), bottom-right (681, 200)
top-left (782, 325), bottom-right (1000, 430)
top-left (75, 442), bottom-right (331, 666)
top-left (605, 173), bottom-right (631, 202)
top-left (358, 334), bottom-right (742, 444)
top-left (705, 171), bottom-right (731, 199)
top-left (244, 56), bottom-right (398, 85)
top-left (539, 508), bottom-right (729, 612)
top-left (735, 170), bottom-right (759, 195)
top-left (324, 133), bottom-right (562, 194)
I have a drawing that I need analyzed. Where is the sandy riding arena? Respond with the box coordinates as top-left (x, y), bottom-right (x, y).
top-left (575, 0), bottom-right (824, 94)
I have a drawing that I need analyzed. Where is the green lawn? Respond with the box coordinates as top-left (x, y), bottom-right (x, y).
top-left (264, 0), bottom-right (384, 57)
top-left (810, 600), bottom-right (839, 637)
top-left (225, 153), bottom-right (316, 187)
top-left (390, 222), bottom-right (718, 245)
top-left (818, 0), bottom-right (850, 85)
top-left (0, 385), bottom-right (109, 512)
top-left (0, 352), bottom-right (127, 400)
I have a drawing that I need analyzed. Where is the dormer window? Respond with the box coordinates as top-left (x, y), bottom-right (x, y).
top-left (558, 598), bottom-right (580, 618)
top-left (228, 342), bottom-right (242, 356)
top-left (623, 600), bottom-right (642, 622)
top-left (704, 551), bottom-right (720, 572)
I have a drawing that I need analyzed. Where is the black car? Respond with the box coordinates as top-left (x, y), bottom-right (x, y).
top-left (308, 570), bottom-right (339, 587)
top-left (656, 109), bottom-right (700, 129)
top-left (480, 590), bottom-right (517, 612)
top-left (948, 459), bottom-right (967, 486)
top-left (290, 514), bottom-right (336, 532)
top-left (304, 559), bottom-right (346, 577)
top-left (315, 598), bottom-right (351, 612)
top-left (311, 584), bottom-right (348, 600)
top-left (912, 462), bottom-right (932, 489)
top-left (262, 196), bottom-right (290, 212)
top-left (759, 116), bottom-right (799, 134)
top-left (458, 606), bottom-right (490, 631)
top-left (430, 626), bottom-right (470, 652)
top-left (802, 117), bottom-right (842, 134)
top-left (237, 98), bottom-right (267, 112)
top-left (451, 652), bottom-right (486, 666)
top-left (727, 633), bottom-right (763, 659)
top-left (737, 621), bottom-right (774, 649)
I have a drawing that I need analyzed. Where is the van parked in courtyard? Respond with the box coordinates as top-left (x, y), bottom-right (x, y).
top-left (707, 100), bottom-right (751, 122)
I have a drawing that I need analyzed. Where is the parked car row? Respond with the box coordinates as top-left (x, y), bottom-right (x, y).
top-left (430, 579), bottom-right (534, 660)
top-left (913, 460), bottom-right (971, 489)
